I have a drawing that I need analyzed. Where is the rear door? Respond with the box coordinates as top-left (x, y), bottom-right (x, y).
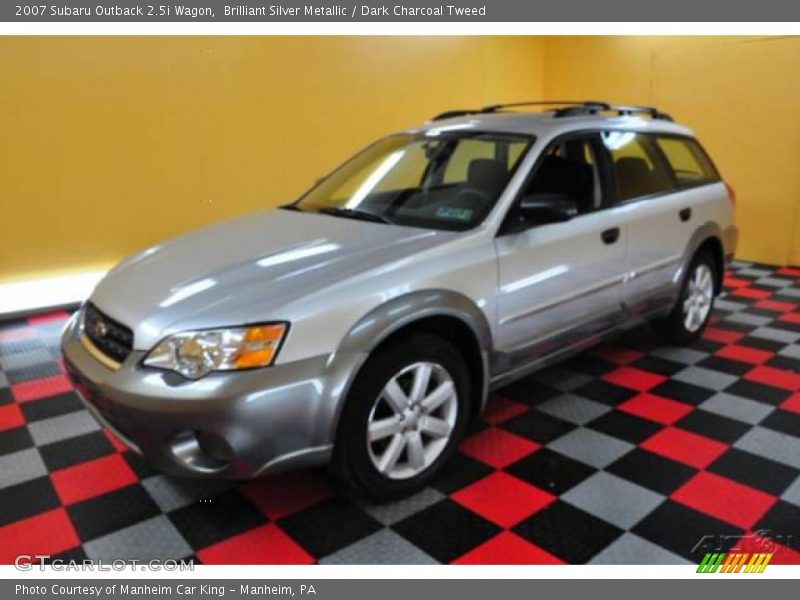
top-left (600, 131), bottom-right (696, 315)
top-left (494, 133), bottom-right (627, 364)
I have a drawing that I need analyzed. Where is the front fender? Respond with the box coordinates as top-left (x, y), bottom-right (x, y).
top-left (320, 290), bottom-right (493, 443)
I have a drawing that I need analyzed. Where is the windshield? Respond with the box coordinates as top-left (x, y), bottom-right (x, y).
top-left (290, 131), bottom-right (534, 231)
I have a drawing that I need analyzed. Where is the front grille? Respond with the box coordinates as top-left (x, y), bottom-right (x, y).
top-left (83, 302), bottom-right (134, 364)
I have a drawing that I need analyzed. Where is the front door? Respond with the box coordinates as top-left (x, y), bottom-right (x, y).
top-left (494, 133), bottom-right (627, 368)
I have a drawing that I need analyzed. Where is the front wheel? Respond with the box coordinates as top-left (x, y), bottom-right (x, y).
top-left (654, 251), bottom-right (717, 345)
top-left (333, 334), bottom-right (471, 500)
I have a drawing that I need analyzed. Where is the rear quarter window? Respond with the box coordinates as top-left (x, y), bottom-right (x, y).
top-left (655, 136), bottom-right (720, 187)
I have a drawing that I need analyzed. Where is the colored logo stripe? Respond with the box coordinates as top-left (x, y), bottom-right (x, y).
top-left (697, 553), bottom-right (773, 573)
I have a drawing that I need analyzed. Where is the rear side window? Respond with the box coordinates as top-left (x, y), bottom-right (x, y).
top-left (655, 136), bottom-right (719, 187)
top-left (602, 131), bottom-right (671, 201)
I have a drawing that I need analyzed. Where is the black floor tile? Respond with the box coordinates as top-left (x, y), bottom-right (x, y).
top-left (708, 448), bottom-right (798, 496)
top-left (607, 448), bottom-right (697, 495)
top-left (68, 484), bottom-right (160, 542)
top-left (650, 380), bottom-right (716, 405)
top-left (169, 489), bottom-right (268, 550)
top-left (512, 501), bottom-right (623, 564)
top-left (0, 476), bottom-right (61, 526)
top-left (632, 500), bottom-right (744, 561)
top-left (430, 452), bottom-right (493, 495)
top-left (588, 410), bottom-right (663, 444)
top-left (20, 391), bottom-right (83, 423)
top-left (501, 410), bottom-right (576, 445)
top-left (675, 410), bottom-right (751, 444)
top-left (39, 431), bottom-right (116, 471)
top-left (393, 499), bottom-right (500, 563)
top-left (278, 498), bottom-right (382, 559)
top-left (725, 380), bottom-right (792, 406)
top-left (506, 448), bottom-right (595, 495)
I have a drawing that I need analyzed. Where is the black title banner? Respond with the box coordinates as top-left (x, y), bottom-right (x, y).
top-left (4, 0), bottom-right (800, 22)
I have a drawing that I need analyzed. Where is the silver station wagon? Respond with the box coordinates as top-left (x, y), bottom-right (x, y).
top-left (62, 101), bottom-right (737, 498)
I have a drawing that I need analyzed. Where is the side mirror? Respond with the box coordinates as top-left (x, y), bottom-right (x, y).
top-left (517, 193), bottom-right (578, 226)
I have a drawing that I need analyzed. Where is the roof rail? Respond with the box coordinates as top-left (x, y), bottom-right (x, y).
top-left (431, 100), bottom-right (673, 122)
top-left (613, 105), bottom-right (674, 122)
top-left (481, 100), bottom-right (610, 113)
top-left (430, 100), bottom-right (605, 121)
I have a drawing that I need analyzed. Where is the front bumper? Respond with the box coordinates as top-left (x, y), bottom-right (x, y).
top-left (61, 312), bottom-right (361, 478)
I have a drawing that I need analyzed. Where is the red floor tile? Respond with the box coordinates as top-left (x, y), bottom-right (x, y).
top-left (0, 508), bottom-right (80, 564)
top-left (777, 267), bottom-right (800, 278)
top-left (715, 344), bottom-right (773, 365)
top-left (703, 327), bottom-right (745, 344)
top-left (745, 365), bottom-right (800, 392)
top-left (723, 277), bottom-right (750, 288)
top-left (197, 523), bottom-right (314, 564)
top-left (593, 345), bottom-right (644, 365)
top-left (754, 300), bottom-right (795, 313)
top-left (602, 367), bottom-right (667, 392)
top-left (641, 427), bottom-right (728, 469)
top-left (671, 472), bottom-right (777, 530)
top-left (241, 469), bottom-right (335, 521)
top-left (459, 427), bottom-right (540, 469)
top-left (778, 312), bottom-right (800, 324)
top-left (770, 542), bottom-right (800, 565)
top-left (11, 374), bottom-right (73, 403)
top-left (453, 531), bottom-right (564, 564)
top-left (0, 404), bottom-right (25, 431)
top-left (618, 393), bottom-right (694, 425)
top-left (28, 311), bottom-right (71, 326)
top-left (452, 471), bottom-right (555, 528)
top-left (731, 287), bottom-right (772, 300)
top-left (781, 393), bottom-right (800, 414)
top-left (483, 395), bottom-right (528, 425)
top-left (50, 454), bottom-right (138, 505)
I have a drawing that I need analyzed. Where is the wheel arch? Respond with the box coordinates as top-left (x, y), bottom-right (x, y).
top-left (683, 222), bottom-right (726, 295)
top-left (328, 290), bottom-right (493, 441)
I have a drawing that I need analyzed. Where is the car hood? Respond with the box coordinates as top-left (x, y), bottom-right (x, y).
top-left (91, 208), bottom-right (457, 350)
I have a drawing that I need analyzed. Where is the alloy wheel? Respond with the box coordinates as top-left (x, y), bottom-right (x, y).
top-left (366, 361), bottom-right (458, 480)
top-left (683, 263), bottom-right (714, 332)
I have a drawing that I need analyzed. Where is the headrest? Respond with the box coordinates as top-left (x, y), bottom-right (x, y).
top-left (529, 155), bottom-right (593, 195)
top-left (467, 159), bottom-right (508, 195)
top-left (615, 157), bottom-right (651, 181)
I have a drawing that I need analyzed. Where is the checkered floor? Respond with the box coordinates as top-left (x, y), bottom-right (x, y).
top-left (1, 261), bottom-right (799, 565)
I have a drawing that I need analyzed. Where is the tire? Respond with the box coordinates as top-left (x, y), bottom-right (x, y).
top-left (654, 251), bottom-right (717, 345)
top-left (333, 333), bottom-right (471, 500)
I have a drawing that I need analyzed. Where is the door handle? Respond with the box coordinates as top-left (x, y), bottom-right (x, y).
top-left (601, 227), bottom-right (620, 245)
top-left (679, 207), bottom-right (692, 222)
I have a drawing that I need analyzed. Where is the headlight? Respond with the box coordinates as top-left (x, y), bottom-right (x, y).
top-left (143, 323), bottom-right (288, 379)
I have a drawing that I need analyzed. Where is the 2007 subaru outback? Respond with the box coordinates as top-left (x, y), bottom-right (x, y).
top-left (62, 101), bottom-right (737, 498)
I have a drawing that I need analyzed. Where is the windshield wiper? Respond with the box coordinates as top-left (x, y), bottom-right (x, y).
top-left (317, 206), bottom-right (391, 224)
top-left (279, 203), bottom-right (303, 211)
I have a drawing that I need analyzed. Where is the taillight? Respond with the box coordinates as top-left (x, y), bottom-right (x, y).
top-left (724, 182), bottom-right (736, 206)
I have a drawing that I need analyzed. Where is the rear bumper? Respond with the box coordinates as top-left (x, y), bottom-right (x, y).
top-left (60, 312), bottom-right (362, 478)
top-left (724, 224), bottom-right (739, 263)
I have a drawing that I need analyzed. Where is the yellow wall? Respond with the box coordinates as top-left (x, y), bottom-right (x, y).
top-left (2, 35), bottom-right (799, 284)
top-left (0, 36), bottom-right (544, 283)
top-left (545, 36), bottom-right (800, 266)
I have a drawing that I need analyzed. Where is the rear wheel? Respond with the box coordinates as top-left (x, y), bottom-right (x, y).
top-left (654, 251), bottom-right (717, 345)
top-left (333, 334), bottom-right (471, 500)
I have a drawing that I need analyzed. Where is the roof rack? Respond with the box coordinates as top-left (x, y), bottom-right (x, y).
top-left (613, 105), bottom-right (673, 121)
top-left (431, 100), bottom-right (673, 122)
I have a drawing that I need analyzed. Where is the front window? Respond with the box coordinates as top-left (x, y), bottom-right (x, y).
top-left (290, 132), bottom-right (533, 230)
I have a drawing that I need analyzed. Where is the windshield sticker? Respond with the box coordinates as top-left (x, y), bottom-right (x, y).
top-left (436, 207), bottom-right (474, 221)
